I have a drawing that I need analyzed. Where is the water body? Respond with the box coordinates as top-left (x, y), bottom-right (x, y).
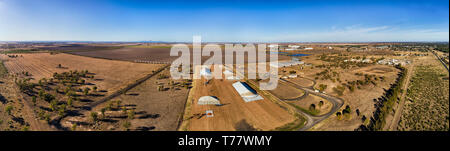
top-left (269, 51), bottom-right (288, 54)
top-left (289, 53), bottom-right (310, 57)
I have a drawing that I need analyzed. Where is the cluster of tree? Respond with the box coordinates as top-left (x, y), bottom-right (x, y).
top-left (52, 70), bottom-right (92, 84)
top-left (6, 54), bottom-right (20, 58)
top-left (343, 74), bottom-right (382, 92)
top-left (317, 54), bottom-right (373, 69)
top-left (92, 100), bottom-right (135, 131)
top-left (309, 101), bottom-right (324, 113)
top-left (21, 71), bottom-right (31, 76)
top-left (332, 85), bottom-right (346, 96)
top-left (5, 105), bottom-right (13, 115)
top-left (434, 44), bottom-right (449, 53)
top-left (336, 105), bottom-right (352, 120)
top-left (357, 65), bottom-right (407, 131)
top-left (15, 78), bottom-right (35, 94)
top-left (318, 84), bottom-right (327, 92)
top-left (314, 69), bottom-right (341, 83)
top-left (157, 74), bottom-right (169, 79)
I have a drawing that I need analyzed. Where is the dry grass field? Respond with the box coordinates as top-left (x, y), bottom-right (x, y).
top-left (398, 54), bottom-right (449, 131)
top-left (61, 69), bottom-right (189, 131)
top-left (288, 77), bottom-right (315, 87)
top-left (269, 82), bottom-right (305, 100)
top-left (282, 53), bottom-right (402, 130)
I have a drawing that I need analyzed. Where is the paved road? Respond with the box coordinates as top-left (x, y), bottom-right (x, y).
top-left (279, 79), bottom-right (344, 131)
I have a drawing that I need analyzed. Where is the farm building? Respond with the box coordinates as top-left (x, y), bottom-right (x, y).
top-left (198, 96), bottom-right (221, 105)
top-left (268, 44), bottom-right (278, 48)
top-left (223, 69), bottom-right (240, 80)
top-left (232, 82), bottom-right (263, 102)
top-left (200, 67), bottom-right (212, 78)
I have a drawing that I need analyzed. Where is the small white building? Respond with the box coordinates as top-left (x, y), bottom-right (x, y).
top-left (200, 67), bottom-right (212, 78)
top-left (304, 47), bottom-right (313, 50)
top-left (198, 96), bottom-right (221, 105)
top-left (268, 44), bottom-right (278, 48)
top-left (288, 74), bottom-right (298, 78)
top-left (269, 60), bottom-right (304, 68)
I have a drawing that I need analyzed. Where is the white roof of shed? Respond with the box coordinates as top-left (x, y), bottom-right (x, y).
top-left (198, 96), bottom-right (221, 105)
top-left (232, 82), bottom-right (263, 102)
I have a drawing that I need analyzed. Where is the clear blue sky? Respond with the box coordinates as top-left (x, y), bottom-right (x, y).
top-left (0, 0), bottom-right (448, 42)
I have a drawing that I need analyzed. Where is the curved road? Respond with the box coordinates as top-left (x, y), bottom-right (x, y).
top-left (279, 79), bottom-right (344, 131)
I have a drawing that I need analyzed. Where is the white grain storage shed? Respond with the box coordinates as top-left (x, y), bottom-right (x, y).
top-left (200, 67), bottom-right (212, 78)
top-left (232, 82), bottom-right (263, 102)
top-left (198, 96), bottom-right (221, 105)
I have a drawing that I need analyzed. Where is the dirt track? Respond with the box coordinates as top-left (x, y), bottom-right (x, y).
top-left (387, 65), bottom-right (414, 130)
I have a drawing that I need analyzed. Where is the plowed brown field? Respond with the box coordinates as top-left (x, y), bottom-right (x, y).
top-left (0, 53), bottom-right (164, 95)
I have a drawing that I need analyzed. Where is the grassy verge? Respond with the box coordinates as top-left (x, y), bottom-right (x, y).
top-left (288, 102), bottom-right (320, 116)
top-left (274, 113), bottom-right (306, 131)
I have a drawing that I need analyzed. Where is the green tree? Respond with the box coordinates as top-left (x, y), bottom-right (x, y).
top-left (58, 104), bottom-right (66, 116)
top-left (116, 100), bottom-right (122, 109)
top-left (83, 87), bottom-right (90, 95)
top-left (309, 104), bottom-right (316, 112)
top-left (121, 106), bottom-right (127, 115)
top-left (318, 101), bottom-right (324, 108)
top-left (5, 105), bottom-right (13, 115)
top-left (318, 84), bottom-right (328, 92)
top-left (336, 112), bottom-right (342, 120)
top-left (90, 112), bottom-right (98, 123)
top-left (101, 108), bottom-right (106, 119)
top-left (71, 124), bottom-right (77, 131)
top-left (123, 121), bottom-right (131, 131)
top-left (67, 97), bottom-right (73, 107)
top-left (128, 109), bottom-right (135, 119)
top-left (49, 100), bottom-right (58, 111)
top-left (43, 93), bottom-right (55, 102)
top-left (32, 96), bottom-right (37, 106)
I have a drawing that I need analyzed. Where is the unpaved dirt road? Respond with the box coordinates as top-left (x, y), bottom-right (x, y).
top-left (387, 64), bottom-right (414, 131)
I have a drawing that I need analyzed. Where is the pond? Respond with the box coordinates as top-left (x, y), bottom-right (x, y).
top-left (289, 53), bottom-right (310, 57)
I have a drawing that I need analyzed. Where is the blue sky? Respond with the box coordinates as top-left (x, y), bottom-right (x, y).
top-left (0, 0), bottom-right (448, 42)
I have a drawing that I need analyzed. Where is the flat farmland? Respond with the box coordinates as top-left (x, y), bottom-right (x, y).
top-left (69, 47), bottom-right (178, 63)
top-left (187, 78), bottom-right (296, 131)
top-left (0, 53), bottom-right (165, 95)
top-left (68, 46), bottom-right (292, 64)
